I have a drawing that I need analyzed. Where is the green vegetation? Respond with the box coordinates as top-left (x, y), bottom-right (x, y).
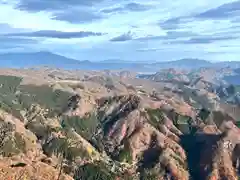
top-left (140, 170), bottom-right (159, 180)
top-left (139, 167), bottom-right (165, 180)
top-left (61, 113), bottom-right (105, 152)
top-left (118, 144), bottom-right (132, 164)
top-left (1, 138), bottom-right (20, 156)
top-left (62, 113), bottom-right (99, 141)
top-left (146, 108), bottom-right (193, 134)
top-left (166, 72), bottom-right (174, 80)
top-left (14, 132), bottom-right (27, 153)
top-left (0, 94), bottom-right (24, 121)
top-left (146, 109), bottom-right (165, 129)
top-left (170, 152), bottom-right (187, 169)
top-left (68, 83), bottom-right (85, 90)
top-left (197, 109), bottom-right (210, 122)
top-left (19, 84), bottom-right (72, 116)
top-left (43, 137), bottom-right (90, 161)
top-left (25, 117), bottom-right (58, 140)
top-left (0, 75), bottom-right (24, 120)
top-left (0, 122), bottom-right (27, 156)
top-left (0, 75), bottom-right (22, 94)
top-left (0, 75), bottom-right (73, 120)
top-left (74, 162), bottom-right (117, 180)
top-left (177, 115), bottom-right (190, 124)
top-left (170, 112), bottom-right (193, 134)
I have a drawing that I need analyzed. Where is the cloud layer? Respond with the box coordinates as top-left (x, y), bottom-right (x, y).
top-left (0, 0), bottom-right (239, 61)
top-left (5, 30), bottom-right (104, 39)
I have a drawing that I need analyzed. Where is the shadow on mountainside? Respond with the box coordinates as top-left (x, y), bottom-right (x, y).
top-left (102, 95), bottom-right (140, 136)
top-left (137, 133), bottom-right (162, 180)
top-left (180, 133), bottom-right (221, 180)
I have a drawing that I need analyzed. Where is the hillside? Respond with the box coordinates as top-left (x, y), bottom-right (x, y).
top-left (0, 67), bottom-right (240, 179)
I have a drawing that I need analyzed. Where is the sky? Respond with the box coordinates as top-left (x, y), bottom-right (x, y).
top-left (0, 0), bottom-right (240, 62)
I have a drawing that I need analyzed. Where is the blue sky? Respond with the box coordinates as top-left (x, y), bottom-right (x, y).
top-left (0, 0), bottom-right (240, 62)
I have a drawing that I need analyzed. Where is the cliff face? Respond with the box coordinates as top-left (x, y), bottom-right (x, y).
top-left (0, 69), bottom-right (240, 179)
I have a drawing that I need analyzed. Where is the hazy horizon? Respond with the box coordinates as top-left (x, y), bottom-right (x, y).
top-left (0, 1), bottom-right (240, 62)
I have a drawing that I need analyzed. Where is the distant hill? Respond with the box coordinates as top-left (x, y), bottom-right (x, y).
top-left (0, 51), bottom-right (82, 69)
top-left (152, 58), bottom-right (212, 69)
top-left (0, 51), bottom-right (240, 71)
top-left (0, 51), bottom-right (145, 70)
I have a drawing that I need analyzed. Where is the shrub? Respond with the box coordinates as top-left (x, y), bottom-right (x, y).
top-left (19, 84), bottom-right (72, 116)
top-left (0, 75), bottom-right (22, 94)
top-left (68, 83), bottom-right (85, 90)
top-left (146, 109), bottom-right (165, 129)
top-left (74, 162), bottom-right (116, 180)
top-left (118, 147), bottom-right (132, 164)
top-left (139, 168), bottom-right (161, 180)
top-left (0, 122), bottom-right (26, 156)
top-left (62, 113), bottom-right (99, 141)
top-left (197, 108), bottom-right (210, 122)
top-left (14, 132), bottom-right (27, 153)
top-left (43, 137), bottom-right (90, 161)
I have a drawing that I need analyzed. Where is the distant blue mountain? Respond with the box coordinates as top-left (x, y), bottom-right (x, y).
top-left (0, 51), bottom-right (239, 72)
top-left (152, 58), bottom-right (212, 69)
top-left (0, 51), bottom-right (146, 70)
top-left (0, 51), bottom-right (81, 68)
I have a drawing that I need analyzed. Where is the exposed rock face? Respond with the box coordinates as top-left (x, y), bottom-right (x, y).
top-left (0, 68), bottom-right (240, 179)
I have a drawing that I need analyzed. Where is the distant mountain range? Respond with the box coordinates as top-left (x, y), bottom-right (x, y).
top-left (151, 59), bottom-right (240, 69)
top-left (0, 51), bottom-right (240, 71)
top-left (0, 51), bottom-right (145, 70)
top-left (0, 51), bottom-right (91, 69)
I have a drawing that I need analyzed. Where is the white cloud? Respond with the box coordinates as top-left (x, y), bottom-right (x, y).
top-left (0, 0), bottom-right (239, 61)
